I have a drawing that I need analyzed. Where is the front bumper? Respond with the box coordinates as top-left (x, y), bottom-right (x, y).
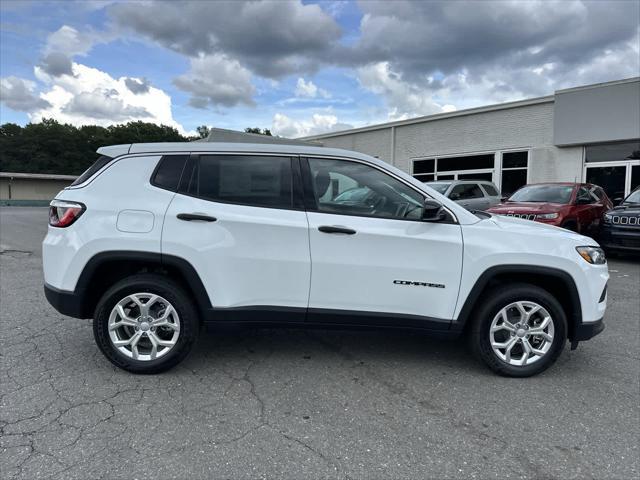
top-left (600, 227), bottom-right (640, 251)
top-left (44, 283), bottom-right (88, 318)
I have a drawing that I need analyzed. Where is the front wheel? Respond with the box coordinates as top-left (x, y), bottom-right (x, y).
top-left (93, 274), bottom-right (199, 374)
top-left (469, 284), bottom-right (567, 377)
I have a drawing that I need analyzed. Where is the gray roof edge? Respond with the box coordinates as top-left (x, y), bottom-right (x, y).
top-left (0, 172), bottom-right (77, 180)
top-left (555, 76), bottom-right (640, 95)
top-left (298, 95), bottom-right (555, 140)
top-left (204, 127), bottom-right (321, 146)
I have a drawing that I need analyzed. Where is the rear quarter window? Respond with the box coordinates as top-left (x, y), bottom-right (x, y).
top-left (482, 183), bottom-right (499, 196)
top-left (70, 155), bottom-right (113, 186)
top-left (151, 155), bottom-right (189, 191)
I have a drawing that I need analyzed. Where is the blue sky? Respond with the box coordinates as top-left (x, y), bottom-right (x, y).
top-left (1, 0), bottom-right (638, 137)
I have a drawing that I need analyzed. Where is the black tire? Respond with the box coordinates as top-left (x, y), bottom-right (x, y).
top-left (93, 274), bottom-right (199, 374)
top-left (468, 283), bottom-right (567, 377)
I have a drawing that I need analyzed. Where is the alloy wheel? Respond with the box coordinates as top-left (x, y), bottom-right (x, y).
top-left (108, 293), bottom-right (180, 361)
top-left (489, 301), bottom-right (555, 366)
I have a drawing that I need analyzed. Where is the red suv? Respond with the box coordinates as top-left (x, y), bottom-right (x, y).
top-left (487, 183), bottom-right (613, 235)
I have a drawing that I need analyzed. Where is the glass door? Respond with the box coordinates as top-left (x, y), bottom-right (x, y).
top-left (585, 164), bottom-right (628, 203)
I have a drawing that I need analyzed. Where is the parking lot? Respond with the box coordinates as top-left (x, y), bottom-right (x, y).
top-left (1, 206), bottom-right (638, 479)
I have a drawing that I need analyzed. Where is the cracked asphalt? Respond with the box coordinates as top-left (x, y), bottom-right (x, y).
top-left (1, 206), bottom-right (639, 479)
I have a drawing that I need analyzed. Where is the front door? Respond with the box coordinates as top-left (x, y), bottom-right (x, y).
top-left (162, 154), bottom-right (310, 314)
top-left (302, 157), bottom-right (463, 327)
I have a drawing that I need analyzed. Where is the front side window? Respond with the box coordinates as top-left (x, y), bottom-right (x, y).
top-left (178, 155), bottom-right (293, 208)
top-left (450, 183), bottom-right (483, 200)
top-left (576, 187), bottom-right (595, 204)
top-left (308, 158), bottom-right (424, 220)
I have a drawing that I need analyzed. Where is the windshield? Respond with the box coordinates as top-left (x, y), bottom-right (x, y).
top-left (426, 182), bottom-right (451, 194)
top-left (508, 185), bottom-right (574, 204)
top-left (622, 189), bottom-right (640, 205)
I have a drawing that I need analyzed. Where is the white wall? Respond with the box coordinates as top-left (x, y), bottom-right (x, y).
top-left (314, 100), bottom-right (584, 184)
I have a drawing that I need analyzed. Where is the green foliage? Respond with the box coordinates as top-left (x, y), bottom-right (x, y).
top-left (244, 127), bottom-right (272, 136)
top-left (196, 125), bottom-right (210, 139)
top-left (0, 119), bottom-right (189, 175)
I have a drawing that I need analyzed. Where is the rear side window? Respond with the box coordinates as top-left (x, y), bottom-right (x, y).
top-left (71, 155), bottom-right (112, 186)
top-left (450, 183), bottom-right (483, 199)
top-left (152, 155), bottom-right (188, 191)
top-left (178, 155), bottom-right (294, 209)
top-left (482, 183), bottom-right (499, 196)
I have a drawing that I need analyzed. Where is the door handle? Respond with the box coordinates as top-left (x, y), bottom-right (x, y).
top-left (318, 225), bottom-right (356, 235)
top-left (177, 213), bottom-right (217, 222)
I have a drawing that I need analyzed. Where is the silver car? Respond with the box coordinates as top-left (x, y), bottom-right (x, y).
top-left (426, 180), bottom-right (501, 211)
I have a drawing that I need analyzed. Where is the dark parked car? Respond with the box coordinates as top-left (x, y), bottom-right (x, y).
top-left (487, 183), bottom-right (613, 235)
top-left (600, 187), bottom-right (640, 253)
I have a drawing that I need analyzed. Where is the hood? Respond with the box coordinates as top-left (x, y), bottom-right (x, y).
top-left (486, 213), bottom-right (595, 244)
top-left (608, 203), bottom-right (640, 215)
top-left (488, 202), bottom-right (566, 214)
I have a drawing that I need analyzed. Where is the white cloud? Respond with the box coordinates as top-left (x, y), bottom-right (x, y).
top-left (174, 54), bottom-right (255, 108)
top-left (44, 25), bottom-right (106, 57)
top-left (31, 62), bottom-right (186, 133)
top-left (0, 76), bottom-right (51, 112)
top-left (357, 62), bottom-right (453, 120)
top-left (294, 78), bottom-right (330, 98)
top-left (272, 112), bottom-right (352, 138)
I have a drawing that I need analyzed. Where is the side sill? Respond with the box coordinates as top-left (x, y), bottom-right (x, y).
top-left (203, 305), bottom-right (454, 335)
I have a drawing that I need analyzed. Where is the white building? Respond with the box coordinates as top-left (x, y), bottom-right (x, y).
top-left (301, 77), bottom-right (640, 201)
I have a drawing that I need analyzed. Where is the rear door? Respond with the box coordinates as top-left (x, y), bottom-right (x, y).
top-left (162, 153), bottom-right (311, 315)
top-left (302, 156), bottom-right (463, 326)
top-left (575, 186), bottom-right (601, 233)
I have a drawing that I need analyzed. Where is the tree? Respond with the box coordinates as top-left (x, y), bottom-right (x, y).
top-left (196, 125), bottom-right (210, 139)
top-left (0, 119), bottom-right (190, 175)
top-left (244, 127), bottom-right (272, 136)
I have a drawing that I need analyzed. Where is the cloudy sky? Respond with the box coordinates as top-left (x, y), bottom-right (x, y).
top-left (1, 0), bottom-right (638, 137)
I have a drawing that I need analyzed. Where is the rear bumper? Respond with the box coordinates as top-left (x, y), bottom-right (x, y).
top-left (44, 283), bottom-right (88, 318)
top-left (571, 318), bottom-right (605, 342)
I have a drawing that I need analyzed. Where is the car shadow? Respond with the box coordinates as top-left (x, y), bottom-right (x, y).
top-left (185, 325), bottom-right (488, 375)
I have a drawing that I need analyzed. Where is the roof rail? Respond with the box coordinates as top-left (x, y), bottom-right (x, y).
top-left (199, 127), bottom-right (322, 146)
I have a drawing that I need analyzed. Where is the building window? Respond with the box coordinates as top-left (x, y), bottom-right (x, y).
top-left (412, 159), bottom-right (435, 182)
top-left (501, 151), bottom-right (529, 197)
top-left (412, 153), bottom-right (495, 184)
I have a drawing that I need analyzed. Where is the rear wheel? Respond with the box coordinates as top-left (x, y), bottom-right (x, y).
top-left (93, 274), bottom-right (199, 374)
top-left (469, 284), bottom-right (567, 377)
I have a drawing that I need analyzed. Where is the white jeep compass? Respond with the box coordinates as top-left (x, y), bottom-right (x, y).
top-left (43, 142), bottom-right (608, 377)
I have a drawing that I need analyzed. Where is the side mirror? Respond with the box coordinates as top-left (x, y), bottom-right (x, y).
top-left (449, 192), bottom-right (460, 201)
top-left (422, 199), bottom-right (445, 222)
top-left (613, 197), bottom-right (623, 206)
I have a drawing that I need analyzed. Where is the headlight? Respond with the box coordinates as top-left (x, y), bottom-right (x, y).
top-left (576, 246), bottom-right (606, 265)
top-left (604, 214), bottom-right (612, 224)
top-left (537, 212), bottom-right (559, 219)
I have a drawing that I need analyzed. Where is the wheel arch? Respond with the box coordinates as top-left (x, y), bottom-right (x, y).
top-left (454, 265), bottom-right (582, 339)
top-left (74, 251), bottom-right (211, 319)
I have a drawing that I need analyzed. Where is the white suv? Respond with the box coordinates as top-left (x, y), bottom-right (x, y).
top-left (43, 142), bottom-right (608, 376)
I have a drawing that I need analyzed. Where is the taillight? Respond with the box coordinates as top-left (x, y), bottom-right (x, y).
top-left (49, 200), bottom-right (85, 227)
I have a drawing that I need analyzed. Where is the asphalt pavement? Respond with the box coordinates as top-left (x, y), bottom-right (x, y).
top-left (1, 206), bottom-right (638, 479)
